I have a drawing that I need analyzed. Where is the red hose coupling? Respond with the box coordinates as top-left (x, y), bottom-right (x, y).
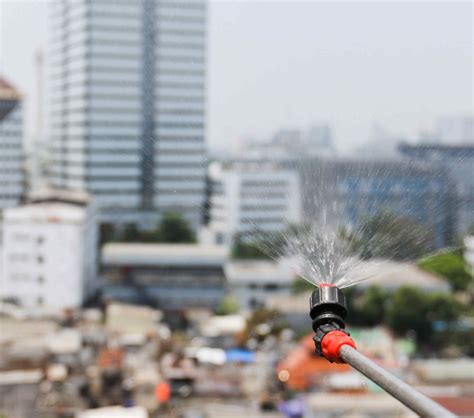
top-left (321, 330), bottom-right (356, 363)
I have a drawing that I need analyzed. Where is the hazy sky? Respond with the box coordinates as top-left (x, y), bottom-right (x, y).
top-left (0, 0), bottom-right (472, 152)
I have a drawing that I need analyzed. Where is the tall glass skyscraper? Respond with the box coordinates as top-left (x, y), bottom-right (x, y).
top-left (0, 77), bottom-right (24, 211)
top-left (49, 0), bottom-right (207, 228)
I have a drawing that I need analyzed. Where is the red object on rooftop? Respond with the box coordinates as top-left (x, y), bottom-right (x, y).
top-left (155, 382), bottom-right (171, 403)
top-left (97, 348), bottom-right (123, 371)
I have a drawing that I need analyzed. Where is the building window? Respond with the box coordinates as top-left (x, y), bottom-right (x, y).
top-left (37, 296), bottom-right (44, 306)
top-left (37, 255), bottom-right (44, 264)
top-left (38, 276), bottom-right (44, 284)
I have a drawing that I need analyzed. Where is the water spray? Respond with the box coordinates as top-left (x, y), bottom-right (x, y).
top-left (309, 285), bottom-right (456, 418)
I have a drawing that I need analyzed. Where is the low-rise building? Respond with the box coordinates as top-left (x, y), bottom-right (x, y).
top-left (225, 260), bottom-right (296, 310)
top-left (352, 260), bottom-right (451, 292)
top-left (0, 190), bottom-right (98, 309)
top-left (101, 243), bottom-right (228, 311)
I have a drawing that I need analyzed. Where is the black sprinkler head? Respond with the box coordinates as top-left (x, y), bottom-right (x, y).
top-left (309, 285), bottom-right (347, 331)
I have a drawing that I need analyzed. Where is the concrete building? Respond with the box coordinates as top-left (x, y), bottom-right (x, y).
top-left (0, 77), bottom-right (24, 211)
top-left (0, 190), bottom-right (98, 309)
top-left (399, 143), bottom-right (474, 237)
top-left (206, 161), bottom-right (301, 245)
top-left (242, 126), bottom-right (335, 160)
top-left (49, 0), bottom-right (207, 228)
top-left (101, 243), bottom-right (228, 311)
top-left (225, 260), bottom-right (296, 310)
top-left (298, 158), bottom-right (455, 248)
top-left (464, 235), bottom-right (474, 275)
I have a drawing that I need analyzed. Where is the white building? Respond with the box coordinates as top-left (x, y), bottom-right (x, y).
top-left (0, 190), bottom-right (98, 310)
top-left (206, 161), bottom-right (301, 245)
top-left (0, 77), bottom-right (24, 211)
top-left (225, 260), bottom-right (296, 310)
top-left (464, 236), bottom-right (474, 275)
top-left (49, 0), bottom-right (207, 229)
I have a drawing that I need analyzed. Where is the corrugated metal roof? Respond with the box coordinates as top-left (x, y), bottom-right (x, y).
top-left (225, 260), bottom-right (295, 284)
top-left (102, 243), bottom-right (229, 267)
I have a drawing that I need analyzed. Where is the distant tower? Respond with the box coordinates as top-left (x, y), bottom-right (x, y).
top-left (49, 0), bottom-right (208, 229)
top-left (35, 49), bottom-right (44, 138)
top-left (0, 77), bottom-right (24, 210)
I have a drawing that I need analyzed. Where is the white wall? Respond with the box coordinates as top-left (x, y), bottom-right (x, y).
top-left (0, 203), bottom-right (98, 310)
top-left (208, 162), bottom-right (301, 245)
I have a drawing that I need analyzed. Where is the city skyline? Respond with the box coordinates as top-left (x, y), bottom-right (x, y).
top-left (0, 0), bottom-right (472, 153)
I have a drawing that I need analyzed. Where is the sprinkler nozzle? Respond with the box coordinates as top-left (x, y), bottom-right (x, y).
top-left (310, 286), bottom-right (354, 362)
top-left (309, 285), bottom-right (347, 330)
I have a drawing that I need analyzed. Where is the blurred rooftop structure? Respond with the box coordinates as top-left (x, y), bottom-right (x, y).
top-left (101, 243), bottom-right (228, 313)
top-left (102, 243), bottom-right (228, 267)
top-left (353, 260), bottom-right (450, 292)
top-left (225, 260), bottom-right (295, 310)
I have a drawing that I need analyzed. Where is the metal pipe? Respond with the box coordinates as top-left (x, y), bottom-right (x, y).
top-left (339, 345), bottom-right (456, 418)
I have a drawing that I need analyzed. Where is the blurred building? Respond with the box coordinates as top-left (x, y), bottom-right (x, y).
top-left (205, 161), bottom-right (301, 245)
top-left (398, 143), bottom-right (474, 237)
top-left (225, 260), bottom-right (295, 310)
top-left (101, 243), bottom-right (227, 311)
top-left (242, 125), bottom-right (335, 160)
top-left (49, 0), bottom-right (207, 229)
top-left (298, 158), bottom-right (455, 248)
top-left (0, 190), bottom-right (98, 309)
top-left (0, 77), bottom-right (24, 211)
top-left (464, 235), bottom-right (474, 274)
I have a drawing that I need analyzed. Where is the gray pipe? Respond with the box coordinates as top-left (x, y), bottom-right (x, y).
top-left (339, 345), bottom-right (456, 418)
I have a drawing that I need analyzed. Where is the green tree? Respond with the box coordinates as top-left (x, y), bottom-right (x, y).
top-left (352, 210), bottom-right (434, 261)
top-left (231, 236), bottom-right (271, 260)
top-left (215, 295), bottom-right (240, 315)
top-left (386, 286), bottom-right (461, 346)
top-left (100, 222), bottom-right (117, 245)
top-left (156, 212), bottom-right (196, 243)
top-left (290, 277), bottom-right (315, 294)
top-left (345, 286), bottom-right (389, 327)
top-left (418, 251), bottom-right (471, 291)
top-left (120, 223), bottom-right (141, 242)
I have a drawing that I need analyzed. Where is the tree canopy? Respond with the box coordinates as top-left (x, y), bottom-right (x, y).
top-left (103, 212), bottom-right (196, 244)
top-left (351, 210), bottom-right (434, 261)
top-left (418, 251), bottom-right (471, 292)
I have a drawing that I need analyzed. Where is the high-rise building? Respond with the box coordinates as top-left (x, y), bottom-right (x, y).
top-left (399, 143), bottom-right (474, 237)
top-left (298, 158), bottom-right (455, 248)
top-left (0, 77), bottom-right (24, 211)
top-left (206, 161), bottom-right (301, 246)
top-left (49, 0), bottom-right (207, 228)
top-left (1, 190), bottom-right (98, 310)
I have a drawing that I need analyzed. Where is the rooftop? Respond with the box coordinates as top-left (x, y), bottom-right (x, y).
top-left (102, 243), bottom-right (229, 267)
top-left (353, 260), bottom-right (450, 292)
top-left (3, 202), bottom-right (87, 224)
top-left (29, 188), bottom-right (92, 206)
top-left (225, 260), bottom-right (296, 284)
